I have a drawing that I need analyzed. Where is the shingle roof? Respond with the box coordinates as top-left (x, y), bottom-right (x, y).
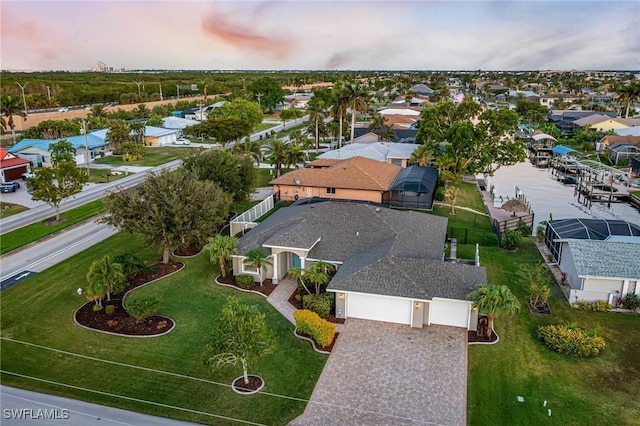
top-left (317, 142), bottom-right (419, 163)
top-left (238, 201), bottom-right (485, 301)
top-left (9, 134), bottom-right (107, 153)
top-left (270, 156), bottom-right (401, 191)
top-left (567, 239), bottom-right (640, 280)
top-left (601, 135), bottom-right (640, 147)
top-left (573, 114), bottom-right (616, 127)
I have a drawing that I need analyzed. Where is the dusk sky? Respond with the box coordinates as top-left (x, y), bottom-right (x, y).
top-left (1, 1), bottom-right (638, 71)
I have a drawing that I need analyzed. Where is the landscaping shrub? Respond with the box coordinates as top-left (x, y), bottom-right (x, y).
top-left (235, 274), bottom-right (255, 289)
top-left (517, 220), bottom-right (531, 236)
top-left (303, 293), bottom-right (333, 319)
top-left (126, 297), bottom-right (160, 322)
top-left (435, 186), bottom-right (445, 202)
top-left (535, 223), bottom-right (546, 243)
top-left (501, 229), bottom-right (522, 250)
top-left (293, 309), bottom-right (336, 348)
top-left (105, 304), bottom-right (115, 315)
top-left (572, 300), bottom-right (611, 312)
top-left (620, 293), bottom-right (640, 310)
top-left (537, 323), bottom-right (605, 357)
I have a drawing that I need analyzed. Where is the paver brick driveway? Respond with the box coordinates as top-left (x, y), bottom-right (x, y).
top-left (290, 319), bottom-right (467, 425)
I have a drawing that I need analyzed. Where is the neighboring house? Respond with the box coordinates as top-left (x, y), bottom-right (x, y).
top-left (598, 135), bottom-right (640, 152)
top-left (317, 142), bottom-right (420, 167)
top-left (544, 218), bottom-right (640, 304)
top-left (607, 143), bottom-right (640, 165)
top-left (378, 108), bottom-right (421, 117)
top-left (9, 133), bottom-right (108, 167)
top-left (574, 115), bottom-right (640, 133)
top-left (539, 94), bottom-right (581, 108)
top-left (232, 201), bottom-right (486, 329)
top-left (161, 116), bottom-right (201, 134)
top-left (270, 156), bottom-right (401, 203)
top-left (91, 126), bottom-right (178, 147)
top-left (0, 147), bottom-right (31, 182)
top-left (186, 101), bottom-right (226, 121)
top-left (352, 127), bottom-right (418, 143)
top-left (409, 84), bottom-right (434, 97)
top-left (614, 127), bottom-right (640, 137)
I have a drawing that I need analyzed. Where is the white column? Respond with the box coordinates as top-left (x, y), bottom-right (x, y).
top-left (622, 280), bottom-right (629, 295)
top-left (300, 256), bottom-right (306, 269)
top-left (272, 253), bottom-right (279, 283)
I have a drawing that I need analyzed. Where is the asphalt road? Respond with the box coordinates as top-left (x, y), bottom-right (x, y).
top-left (0, 160), bottom-right (182, 235)
top-left (0, 386), bottom-right (202, 426)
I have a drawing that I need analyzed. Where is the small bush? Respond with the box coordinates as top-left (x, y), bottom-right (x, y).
top-left (294, 309), bottom-right (336, 348)
top-left (572, 300), bottom-right (611, 312)
top-left (501, 229), bottom-right (522, 250)
top-left (517, 220), bottom-right (531, 236)
top-left (536, 223), bottom-right (546, 243)
top-left (126, 297), bottom-right (159, 322)
top-left (235, 274), bottom-right (255, 289)
top-left (105, 304), bottom-right (115, 315)
top-left (435, 186), bottom-right (445, 202)
top-left (620, 293), bottom-right (640, 310)
top-left (537, 323), bottom-right (605, 357)
top-left (303, 293), bottom-right (333, 319)
top-left (92, 304), bottom-right (103, 312)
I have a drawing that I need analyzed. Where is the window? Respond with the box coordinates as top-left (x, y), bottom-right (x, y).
top-left (390, 159), bottom-right (402, 166)
top-left (326, 187), bottom-right (336, 194)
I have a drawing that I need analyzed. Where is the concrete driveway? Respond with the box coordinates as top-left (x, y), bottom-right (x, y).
top-left (291, 319), bottom-right (467, 425)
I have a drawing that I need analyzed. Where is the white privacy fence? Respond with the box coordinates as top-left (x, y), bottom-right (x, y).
top-left (230, 195), bottom-right (274, 235)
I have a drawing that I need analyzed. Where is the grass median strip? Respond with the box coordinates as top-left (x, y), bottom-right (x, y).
top-left (1, 200), bottom-right (106, 255)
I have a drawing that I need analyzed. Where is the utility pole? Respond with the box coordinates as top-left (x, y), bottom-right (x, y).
top-left (159, 84), bottom-right (163, 101)
top-left (81, 119), bottom-right (91, 177)
top-left (15, 82), bottom-right (28, 115)
top-left (46, 86), bottom-right (51, 101)
top-left (134, 81), bottom-right (143, 96)
top-left (255, 92), bottom-right (264, 109)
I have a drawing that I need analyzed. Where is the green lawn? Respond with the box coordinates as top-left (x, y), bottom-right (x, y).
top-left (85, 169), bottom-right (126, 184)
top-left (93, 147), bottom-right (195, 167)
top-left (468, 238), bottom-right (640, 425)
top-left (0, 202), bottom-right (28, 219)
top-left (0, 232), bottom-right (327, 425)
top-left (254, 122), bottom-right (278, 133)
top-left (0, 200), bottom-right (106, 255)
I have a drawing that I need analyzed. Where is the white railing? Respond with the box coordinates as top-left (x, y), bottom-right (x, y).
top-left (230, 195), bottom-right (274, 235)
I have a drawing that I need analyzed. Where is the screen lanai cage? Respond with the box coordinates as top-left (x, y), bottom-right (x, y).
top-left (388, 166), bottom-right (439, 210)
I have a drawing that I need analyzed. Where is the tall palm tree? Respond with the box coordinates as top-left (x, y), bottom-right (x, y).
top-left (89, 104), bottom-right (108, 119)
top-left (410, 145), bottom-right (435, 167)
top-left (615, 82), bottom-right (640, 118)
top-left (344, 83), bottom-right (370, 145)
top-left (288, 266), bottom-right (312, 295)
top-left (307, 99), bottom-right (327, 150)
top-left (332, 89), bottom-right (350, 149)
top-left (265, 137), bottom-right (289, 177)
top-left (286, 145), bottom-right (307, 169)
top-left (204, 235), bottom-right (238, 279)
top-left (232, 139), bottom-right (263, 166)
top-left (243, 248), bottom-right (273, 286)
top-left (368, 112), bottom-right (386, 140)
top-left (468, 284), bottom-right (520, 339)
top-left (86, 255), bottom-right (126, 303)
top-left (1, 95), bottom-right (27, 143)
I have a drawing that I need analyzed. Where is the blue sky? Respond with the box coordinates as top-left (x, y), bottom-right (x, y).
top-left (1, 1), bottom-right (638, 71)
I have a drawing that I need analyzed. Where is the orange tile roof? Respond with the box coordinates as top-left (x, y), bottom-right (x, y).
top-left (600, 135), bottom-right (640, 147)
top-left (271, 156), bottom-right (401, 191)
top-left (307, 158), bottom-right (342, 168)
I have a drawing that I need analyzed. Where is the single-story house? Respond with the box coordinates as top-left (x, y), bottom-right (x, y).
top-left (161, 116), bottom-right (201, 134)
top-left (574, 115), bottom-right (640, 133)
top-left (9, 133), bottom-right (108, 167)
top-left (409, 84), bottom-right (435, 97)
top-left (0, 147), bottom-right (31, 182)
top-left (598, 134), bottom-right (640, 152)
top-left (232, 201), bottom-right (486, 329)
top-left (91, 126), bottom-right (178, 147)
top-left (544, 218), bottom-right (640, 304)
top-left (614, 127), bottom-right (640, 137)
top-left (317, 142), bottom-right (420, 167)
top-left (271, 156), bottom-right (401, 203)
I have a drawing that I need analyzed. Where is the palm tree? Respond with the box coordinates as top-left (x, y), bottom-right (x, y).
top-left (243, 248), bottom-right (273, 286)
top-left (332, 89), bottom-right (350, 149)
top-left (1, 95), bottom-right (27, 143)
top-left (306, 261), bottom-right (335, 295)
top-left (86, 255), bottom-right (126, 303)
top-left (85, 281), bottom-right (106, 309)
top-left (368, 112), bottom-right (387, 140)
top-left (265, 137), bottom-right (288, 177)
top-left (129, 121), bottom-right (146, 145)
top-left (286, 145), bottom-right (307, 169)
top-left (410, 145), bottom-right (435, 167)
top-left (615, 81), bottom-right (640, 118)
top-left (89, 104), bottom-right (108, 119)
top-left (204, 235), bottom-right (238, 279)
top-left (232, 139), bottom-right (263, 166)
top-left (307, 99), bottom-right (327, 150)
top-left (468, 284), bottom-right (520, 339)
top-left (132, 103), bottom-right (151, 119)
top-left (344, 83), bottom-right (370, 145)
top-left (288, 266), bottom-right (312, 295)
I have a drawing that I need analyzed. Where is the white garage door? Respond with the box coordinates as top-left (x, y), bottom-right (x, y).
top-left (430, 298), bottom-right (470, 328)
top-left (347, 293), bottom-right (411, 325)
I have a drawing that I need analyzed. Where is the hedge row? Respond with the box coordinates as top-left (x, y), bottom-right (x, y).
top-left (294, 309), bottom-right (336, 348)
top-left (235, 274), bottom-right (255, 289)
top-left (572, 300), bottom-right (611, 312)
top-left (303, 293), bottom-right (333, 319)
top-left (537, 323), bottom-right (605, 357)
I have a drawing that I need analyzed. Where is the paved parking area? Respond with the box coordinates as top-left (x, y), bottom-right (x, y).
top-left (291, 319), bottom-right (467, 425)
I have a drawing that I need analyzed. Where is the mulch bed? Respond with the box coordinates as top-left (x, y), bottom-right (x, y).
top-left (75, 261), bottom-right (183, 336)
top-left (468, 330), bottom-right (498, 343)
top-left (173, 244), bottom-right (203, 257)
top-left (233, 375), bottom-right (264, 393)
top-left (217, 275), bottom-right (277, 297)
top-left (287, 288), bottom-right (345, 325)
top-left (529, 301), bottom-right (552, 316)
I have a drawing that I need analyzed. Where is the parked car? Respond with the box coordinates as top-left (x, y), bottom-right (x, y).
top-left (57, 107), bottom-right (69, 112)
top-left (175, 138), bottom-right (191, 145)
top-left (1, 182), bottom-right (20, 193)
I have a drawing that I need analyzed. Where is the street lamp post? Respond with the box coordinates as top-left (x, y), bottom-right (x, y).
top-left (81, 119), bottom-right (91, 177)
top-left (15, 82), bottom-right (28, 115)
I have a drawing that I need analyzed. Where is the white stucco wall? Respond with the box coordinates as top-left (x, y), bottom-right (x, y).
top-left (346, 292), bottom-right (412, 325)
top-left (559, 244), bottom-right (580, 289)
top-left (430, 298), bottom-right (472, 329)
top-left (583, 277), bottom-right (624, 294)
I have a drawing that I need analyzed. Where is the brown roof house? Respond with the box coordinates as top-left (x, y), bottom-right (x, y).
top-left (270, 156), bottom-right (401, 203)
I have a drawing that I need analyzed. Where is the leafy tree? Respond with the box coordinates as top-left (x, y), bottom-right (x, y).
top-left (220, 98), bottom-right (263, 136)
top-left (243, 248), bottom-right (272, 286)
top-left (121, 141), bottom-right (146, 161)
top-left (86, 255), bottom-right (126, 303)
top-left (103, 169), bottom-right (231, 264)
top-left (28, 140), bottom-right (88, 222)
top-left (204, 235), bottom-right (238, 279)
top-left (417, 100), bottom-right (523, 175)
top-left (468, 284), bottom-right (520, 339)
top-left (146, 114), bottom-right (163, 127)
top-left (264, 138), bottom-right (289, 177)
top-left (105, 119), bottom-right (131, 151)
top-left (1, 95), bottom-right (27, 143)
top-left (132, 103), bottom-right (151, 119)
top-left (515, 99), bottom-right (549, 125)
top-left (129, 121), bottom-right (146, 145)
top-left (287, 266), bottom-right (312, 295)
top-left (84, 280), bottom-right (106, 309)
top-left (517, 263), bottom-right (550, 307)
top-left (248, 77), bottom-right (284, 112)
top-left (182, 149), bottom-right (256, 202)
top-left (186, 117), bottom-right (247, 146)
top-left (23, 120), bottom-right (81, 140)
top-left (205, 296), bottom-right (275, 385)
top-left (279, 109), bottom-right (302, 129)
top-left (112, 252), bottom-right (146, 278)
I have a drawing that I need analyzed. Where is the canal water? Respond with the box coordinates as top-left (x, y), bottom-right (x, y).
top-left (484, 160), bottom-right (640, 227)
